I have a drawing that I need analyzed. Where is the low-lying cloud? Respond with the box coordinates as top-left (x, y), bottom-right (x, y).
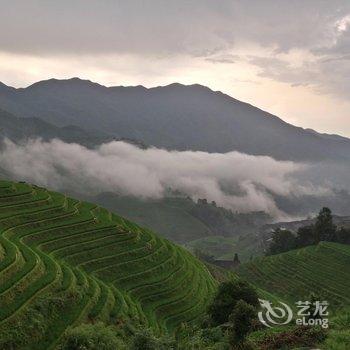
top-left (0, 138), bottom-right (330, 219)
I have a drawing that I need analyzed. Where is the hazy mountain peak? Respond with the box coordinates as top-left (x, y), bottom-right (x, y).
top-left (24, 77), bottom-right (107, 91)
top-left (0, 77), bottom-right (350, 162)
top-left (0, 81), bottom-right (15, 93)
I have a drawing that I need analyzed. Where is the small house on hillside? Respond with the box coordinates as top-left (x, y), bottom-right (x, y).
top-left (213, 253), bottom-right (241, 270)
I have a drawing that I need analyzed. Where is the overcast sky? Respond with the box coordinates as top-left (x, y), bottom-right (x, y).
top-left (1, 0), bottom-right (350, 136)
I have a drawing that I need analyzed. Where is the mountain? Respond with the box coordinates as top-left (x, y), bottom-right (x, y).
top-left (0, 180), bottom-right (216, 348)
top-left (0, 108), bottom-right (144, 147)
top-left (0, 108), bottom-right (109, 145)
top-left (1, 78), bottom-right (350, 162)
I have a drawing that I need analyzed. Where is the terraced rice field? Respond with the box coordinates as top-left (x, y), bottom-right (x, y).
top-left (0, 180), bottom-right (217, 349)
top-left (238, 242), bottom-right (350, 309)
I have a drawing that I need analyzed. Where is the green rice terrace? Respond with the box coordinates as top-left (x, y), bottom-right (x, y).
top-left (0, 180), bottom-right (217, 349)
top-left (238, 242), bottom-right (350, 310)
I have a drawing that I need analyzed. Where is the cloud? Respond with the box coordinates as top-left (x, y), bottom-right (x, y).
top-left (204, 54), bottom-right (239, 64)
top-left (1, 1), bottom-right (349, 102)
top-left (0, 138), bottom-right (330, 220)
top-left (0, 0), bottom-right (235, 56)
top-left (0, 1), bottom-right (348, 57)
top-left (1, 1), bottom-right (350, 137)
top-left (248, 45), bottom-right (350, 99)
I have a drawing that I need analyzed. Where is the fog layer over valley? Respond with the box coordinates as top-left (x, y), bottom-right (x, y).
top-left (0, 137), bottom-right (341, 220)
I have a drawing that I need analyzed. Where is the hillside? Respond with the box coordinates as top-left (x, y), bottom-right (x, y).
top-left (76, 193), bottom-right (269, 262)
top-left (1, 78), bottom-right (350, 162)
top-left (83, 193), bottom-right (271, 244)
top-left (237, 242), bottom-right (350, 309)
top-left (86, 194), bottom-right (213, 243)
top-left (0, 180), bottom-right (217, 349)
top-left (185, 234), bottom-right (265, 263)
top-left (0, 108), bottom-right (112, 147)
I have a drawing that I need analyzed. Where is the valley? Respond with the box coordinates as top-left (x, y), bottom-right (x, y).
top-left (1, 2), bottom-right (350, 348)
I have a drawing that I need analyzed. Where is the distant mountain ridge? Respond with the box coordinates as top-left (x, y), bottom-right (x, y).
top-left (1, 77), bottom-right (350, 162)
top-left (0, 108), bottom-right (145, 148)
top-left (0, 108), bottom-right (108, 145)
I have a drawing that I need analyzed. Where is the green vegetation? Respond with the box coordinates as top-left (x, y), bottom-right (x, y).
top-left (324, 308), bottom-right (350, 350)
top-left (186, 234), bottom-right (264, 263)
top-left (90, 194), bottom-right (213, 243)
top-left (1, 180), bottom-right (349, 349)
top-left (236, 208), bottom-right (350, 349)
top-left (208, 280), bottom-right (259, 326)
top-left (267, 207), bottom-right (350, 256)
top-left (228, 300), bottom-right (256, 347)
top-left (238, 241), bottom-right (350, 309)
top-left (0, 180), bottom-right (217, 348)
top-left (173, 278), bottom-right (260, 350)
top-left (59, 322), bottom-right (126, 350)
top-left (89, 194), bottom-right (270, 247)
top-left (248, 325), bottom-right (327, 350)
top-left (266, 228), bottom-right (297, 255)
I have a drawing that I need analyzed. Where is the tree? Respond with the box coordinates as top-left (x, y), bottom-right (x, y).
top-left (208, 279), bottom-right (259, 326)
top-left (130, 329), bottom-right (158, 350)
top-left (228, 300), bottom-right (256, 346)
top-left (296, 225), bottom-right (315, 248)
top-left (314, 207), bottom-right (336, 242)
top-left (60, 322), bottom-right (125, 350)
top-left (267, 228), bottom-right (296, 255)
top-left (130, 329), bottom-right (174, 350)
top-left (336, 227), bottom-right (350, 244)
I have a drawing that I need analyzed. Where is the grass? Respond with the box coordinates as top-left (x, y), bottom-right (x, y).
top-left (0, 180), bottom-right (217, 348)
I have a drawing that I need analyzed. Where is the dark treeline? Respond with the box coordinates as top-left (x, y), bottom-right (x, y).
top-left (192, 198), bottom-right (271, 237)
top-left (267, 207), bottom-right (350, 255)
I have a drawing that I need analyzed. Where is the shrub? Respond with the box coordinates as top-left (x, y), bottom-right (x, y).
top-left (59, 322), bottom-right (125, 350)
top-left (252, 326), bottom-right (327, 350)
top-left (129, 328), bottom-right (174, 350)
top-left (208, 279), bottom-right (259, 326)
top-left (323, 330), bottom-right (350, 350)
top-left (130, 329), bottom-right (158, 350)
top-left (176, 325), bottom-right (229, 350)
top-left (229, 300), bottom-right (256, 345)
